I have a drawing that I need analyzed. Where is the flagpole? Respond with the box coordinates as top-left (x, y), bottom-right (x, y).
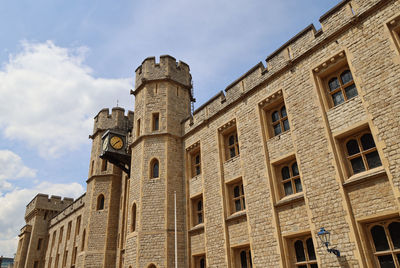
top-left (175, 191), bottom-right (178, 268)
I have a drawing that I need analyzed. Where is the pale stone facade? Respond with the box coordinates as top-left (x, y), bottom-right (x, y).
top-left (14, 0), bottom-right (400, 267)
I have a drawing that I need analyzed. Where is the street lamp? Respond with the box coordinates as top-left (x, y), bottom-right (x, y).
top-left (317, 227), bottom-right (340, 257)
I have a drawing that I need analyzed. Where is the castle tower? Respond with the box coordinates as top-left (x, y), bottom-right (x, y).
top-left (84, 107), bottom-right (133, 268)
top-left (125, 55), bottom-right (193, 268)
top-left (14, 194), bottom-right (74, 268)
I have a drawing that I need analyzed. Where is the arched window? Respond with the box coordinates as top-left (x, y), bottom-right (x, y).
top-left (369, 219), bottom-right (400, 266)
top-left (280, 161), bottom-right (302, 196)
top-left (97, 194), bottom-right (105, 210)
top-left (148, 264), bottom-right (156, 268)
top-left (151, 159), bottom-right (159, 178)
top-left (239, 249), bottom-right (252, 268)
top-left (131, 203), bottom-right (137, 232)
top-left (327, 69), bottom-right (358, 106)
top-left (81, 229), bottom-right (86, 251)
top-left (293, 237), bottom-right (317, 267)
top-left (271, 104), bottom-right (290, 136)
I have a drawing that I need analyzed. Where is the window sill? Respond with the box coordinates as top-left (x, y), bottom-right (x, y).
top-left (224, 154), bottom-right (240, 163)
top-left (188, 223), bottom-right (204, 233)
top-left (343, 166), bottom-right (386, 187)
top-left (226, 210), bottom-right (247, 222)
top-left (274, 192), bottom-right (304, 208)
top-left (268, 129), bottom-right (290, 141)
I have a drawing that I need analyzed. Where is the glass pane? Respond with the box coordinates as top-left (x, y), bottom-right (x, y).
top-left (241, 184), bottom-right (245, 195)
top-left (371, 225), bottom-right (390, 251)
top-left (306, 238), bottom-right (316, 260)
top-left (340, 70), bottom-right (353, 84)
top-left (332, 91), bottom-right (344, 106)
top-left (366, 151), bottom-right (382, 169)
top-left (200, 258), bottom-right (205, 268)
top-left (153, 162), bottom-right (159, 178)
top-left (240, 251), bottom-right (247, 268)
top-left (294, 240), bottom-right (306, 262)
top-left (272, 111), bottom-right (280, 122)
top-left (234, 186), bottom-right (240, 197)
top-left (388, 222), bottom-right (400, 249)
top-left (197, 200), bottom-right (202, 211)
top-left (350, 157), bottom-right (366, 174)
top-left (281, 106), bottom-right (287, 117)
top-left (242, 197), bottom-right (246, 209)
top-left (360, 134), bottom-right (376, 150)
top-left (344, 84), bottom-right (358, 99)
top-left (346, 140), bottom-right (360, 156)
top-left (195, 154), bottom-right (200, 164)
top-left (235, 199), bottom-right (242, 212)
top-left (377, 255), bottom-right (395, 268)
top-left (298, 266), bottom-right (307, 268)
top-left (198, 213), bottom-right (203, 224)
top-left (229, 135), bottom-right (235, 145)
top-left (274, 124), bottom-right (282, 136)
top-left (397, 254), bottom-right (400, 265)
top-left (294, 179), bottom-right (302, 193)
top-left (230, 147), bottom-right (236, 158)
top-left (292, 162), bottom-right (299, 176)
top-left (283, 119), bottom-right (290, 131)
top-left (328, 77), bottom-right (340, 91)
top-left (284, 182), bottom-right (293, 196)
top-left (281, 166), bottom-right (290, 180)
top-left (249, 250), bottom-right (252, 268)
top-left (196, 166), bottom-right (201, 175)
top-left (311, 264), bottom-right (318, 268)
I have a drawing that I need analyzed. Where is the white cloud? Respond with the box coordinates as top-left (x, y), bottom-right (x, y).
top-left (0, 181), bottom-right (84, 257)
top-left (0, 150), bottom-right (37, 182)
top-left (0, 41), bottom-right (132, 158)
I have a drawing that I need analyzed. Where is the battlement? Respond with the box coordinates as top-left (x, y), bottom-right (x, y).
top-left (182, 0), bottom-right (385, 134)
top-left (134, 55), bottom-right (192, 95)
top-left (25, 194), bottom-right (74, 219)
top-left (92, 107), bottom-right (134, 137)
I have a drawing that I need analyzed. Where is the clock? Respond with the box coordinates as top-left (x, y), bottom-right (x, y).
top-left (110, 136), bottom-right (124, 150)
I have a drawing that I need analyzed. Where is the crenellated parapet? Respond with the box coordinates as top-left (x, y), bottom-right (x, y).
top-left (25, 194), bottom-right (74, 220)
top-left (134, 55), bottom-right (193, 99)
top-left (183, 0), bottom-right (383, 135)
top-left (92, 107), bottom-right (134, 138)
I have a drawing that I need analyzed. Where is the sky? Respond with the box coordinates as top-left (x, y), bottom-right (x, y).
top-left (0, 0), bottom-right (339, 257)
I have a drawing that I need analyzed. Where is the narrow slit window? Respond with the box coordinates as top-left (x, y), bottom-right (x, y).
top-left (152, 113), bottom-right (159, 131)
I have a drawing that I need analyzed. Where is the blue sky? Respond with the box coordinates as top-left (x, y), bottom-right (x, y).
top-left (0, 0), bottom-right (338, 256)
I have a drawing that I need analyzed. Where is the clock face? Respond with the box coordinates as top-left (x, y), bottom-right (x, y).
top-left (102, 137), bottom-right (108, 151)
top-left (110, 136), bottom-right (124, 150)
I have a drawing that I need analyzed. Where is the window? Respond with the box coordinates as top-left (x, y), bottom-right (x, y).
top-left (97, 194), bottom-right (105, 210)
top-left (62, 250), bottom-right (68, 267)
top-left (37, 238), bottom-right (42, 250)
top-left (72, 247), bottom-right (77, 266)
top-left (191, 150), bottom-right (201, 177)
top-left (292, 237), bottom-right (318, 268)
top-left (51, 231), bottom-right (56, 249)
top-left (75, 216), bottom-right (81, 237)
top-left (136, 119), bottom-right (141, 137)
top-left (234, 247), bottom-right (252, 268)
top-left (326, 68), bottom-right (358, 106)
top-left (90, 160), bottom-right (94, 176)
top-left (228, 180), bottom-right (246, 214)
top-left (387, 15), bottom-right (400, 55)
top-left (101, 159), bottom-right (108, 171)
top-left (194, 255), bottom-right (206, 268)
top-left (192, 195), bottom-right (203, 226)
top-left (152, 113), bottom-right (159, 131)
top-left (59, 227), bottom-right (64, 244)
top-left (67, 221), bottom-right (72, 240)
top-left (270, 104), bottom-right (290, 136)
top-left (81, 229), bottom-right (86, 251)
top-left (148, 264), bottom-right (156, 268)
top-left (279, 160), bottom-right (302, 197)
top-left (224, 129), bottom-right (240, 160)
top-left (344, 132), bottom-right (382, 175)
top-left (131, 203), bottom-right (137, 232)
top-left (55, 254), bottom-right (60, 268)
top-left (367, 218), bottom-right (400, 267)
top-left (150, 159), bottom-right (159, 178)
top-left (34, 261), bottom-right (39, 268)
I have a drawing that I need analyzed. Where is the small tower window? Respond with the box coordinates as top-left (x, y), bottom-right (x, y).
top-left (131, 203), bottom-right (137, 232)
top-left (136, 119), bottom-right (141, 137)
top-left (97, 194), bottom-right (105, 210)
top-left (101, 159), bottom-right (108, 171)
top-left (151, 159), bottom-right (159, 178)
top-left (81, 229), bottom-right (86, 251)
top-left (152, 113), bottom-right (159, 131)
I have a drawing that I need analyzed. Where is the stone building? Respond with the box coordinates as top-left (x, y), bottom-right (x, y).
top-left (13, 0), bottom-right (400, 267)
